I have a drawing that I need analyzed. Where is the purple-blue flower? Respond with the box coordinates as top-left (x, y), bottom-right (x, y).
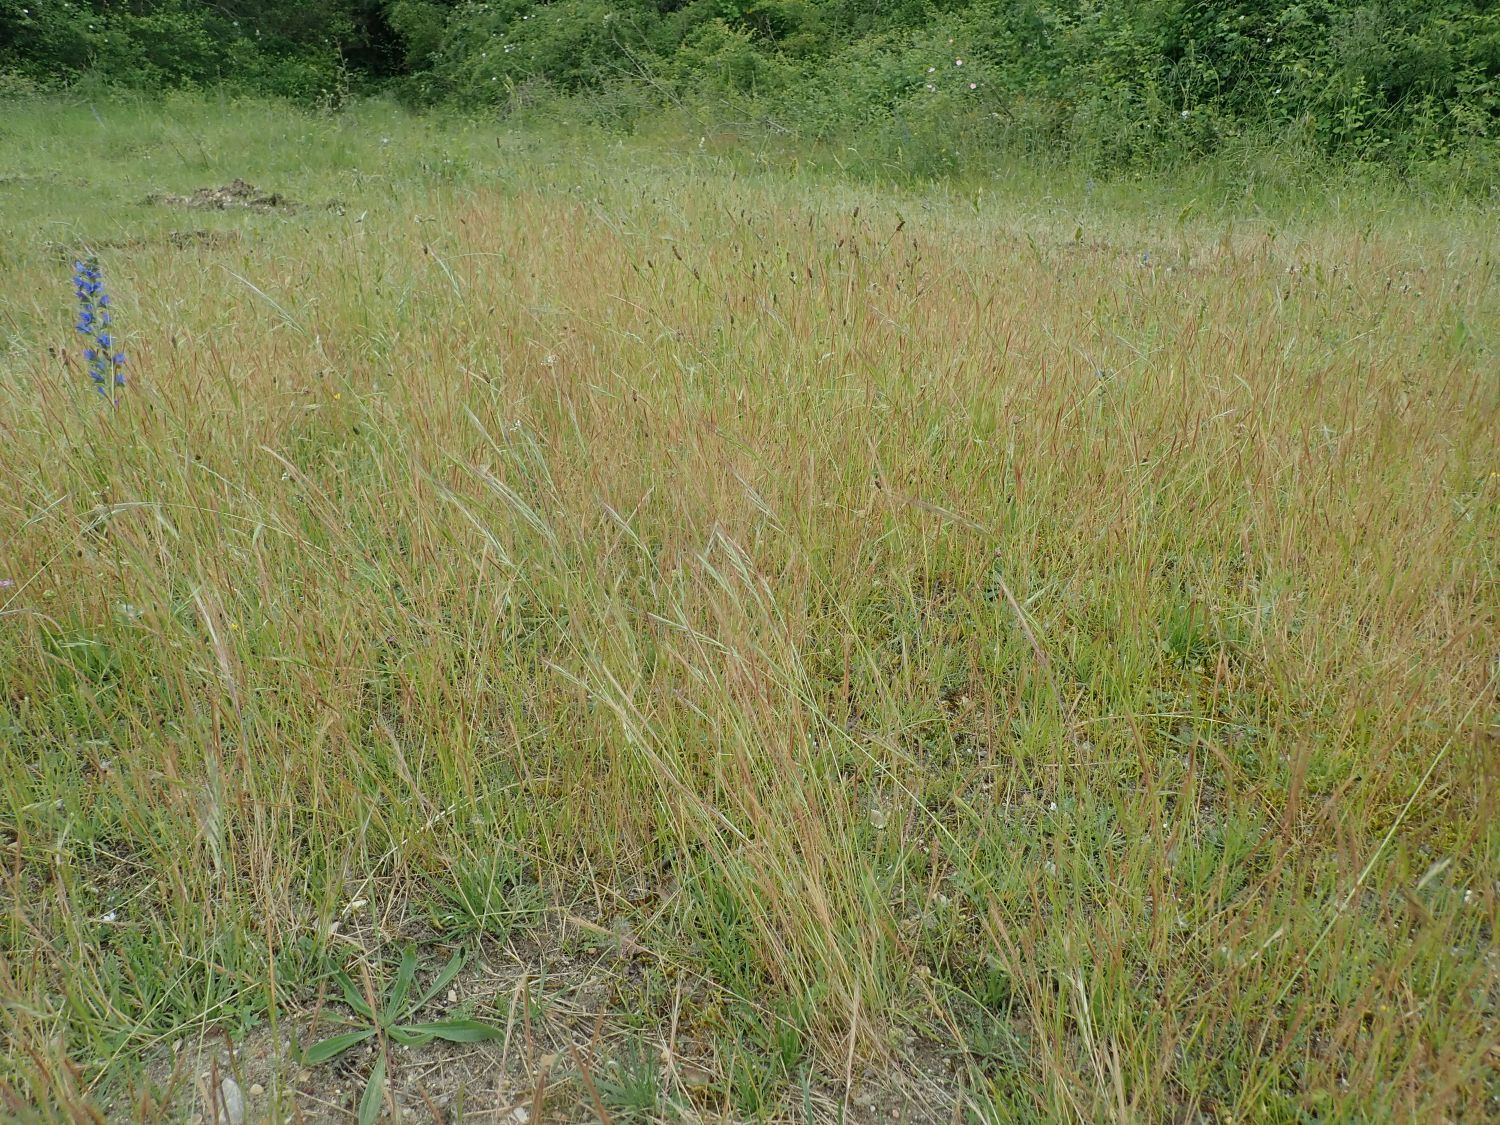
top-left (72, 258), bottom-right (125, 398)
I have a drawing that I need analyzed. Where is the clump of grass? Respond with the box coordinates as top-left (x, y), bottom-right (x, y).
top-left (0, 95), bottom-right (1496, 1121)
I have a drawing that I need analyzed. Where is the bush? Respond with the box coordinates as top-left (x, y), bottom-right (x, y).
top-left (1, 1), bottom-right (1496, 177)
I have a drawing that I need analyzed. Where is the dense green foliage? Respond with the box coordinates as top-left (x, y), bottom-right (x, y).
top-left (2, 2), bottom-right (1498, 174)
top-left (0, 0), bottom-right (405, 96)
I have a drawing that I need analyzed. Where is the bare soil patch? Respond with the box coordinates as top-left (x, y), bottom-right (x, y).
top-left (133, 919), bottom-right (966, 1124)
top-left (146, 179), bottom-right (298, 212)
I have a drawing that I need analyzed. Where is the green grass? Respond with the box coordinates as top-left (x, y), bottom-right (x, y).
top-left (1, 91), bottom-right (1497, 1122)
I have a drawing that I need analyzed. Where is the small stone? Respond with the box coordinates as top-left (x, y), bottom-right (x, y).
top-left (216, 1077), bottom-right (246, 1125)
top-left (505, 1107), bottom-right (530, 1125)
top-left (248, 1084), bottom-right (264, 1098)
top-left (855, 1091), bottom-right (875, 1108)
top-left (447, 989), bottom-right (458, 1003)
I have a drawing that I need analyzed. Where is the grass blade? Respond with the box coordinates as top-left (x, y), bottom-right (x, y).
top-left (358, 1052), bottom-right (387, 1125)
top-left (304, 1028), bottom-right (375, 1065)
top-left (388, 1024), bottom-right (437, 1047)
top-left (399, 1019), bottom-right (504, 1044)
top-left (336, 971), bottom-right (376, 1021)
top-left (384, 946), bottom-right (419, 1025)
top-left (411, 949), bottom-right (466, 1014)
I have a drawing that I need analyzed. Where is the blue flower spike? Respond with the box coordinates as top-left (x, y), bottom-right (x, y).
top-left (72, 257), bottom-right (125, 400)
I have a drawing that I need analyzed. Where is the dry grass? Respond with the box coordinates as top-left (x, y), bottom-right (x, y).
top-left (0, 95), bottom-right (1496, 1122)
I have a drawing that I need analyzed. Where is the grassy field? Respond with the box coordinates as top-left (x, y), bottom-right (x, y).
top-left (0, 94), bottom-right (1496, 1123)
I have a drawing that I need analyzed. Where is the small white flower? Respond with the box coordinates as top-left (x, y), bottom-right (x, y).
top-left (927, 66), bottom-right (935, 74)
top-left (101, 911), bottom-right (118, 923)
top-left (954, 58), bottom-right (964, 66)
top-left (969, 83), bottom-right (977, 90)
top-left (1180, 109), bottom-right (1190, 119)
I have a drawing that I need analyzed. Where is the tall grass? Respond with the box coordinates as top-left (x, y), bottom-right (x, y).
top-left (1, 94), bottom-right (1497, 1121)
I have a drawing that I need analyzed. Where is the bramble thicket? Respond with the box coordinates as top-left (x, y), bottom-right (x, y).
top-left (3, 1), bottom-right (1498, 177)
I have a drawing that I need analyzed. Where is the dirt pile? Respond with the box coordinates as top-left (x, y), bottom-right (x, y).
top-left (146, 178), bottom-right (296, 212)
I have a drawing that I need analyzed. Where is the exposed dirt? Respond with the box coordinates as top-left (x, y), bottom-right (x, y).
top-left (131, 914), bottom-right (967, 1125)
top-left (146, 179), bottom-right (298, 212)
top-left (144, 1027), bottom-right (957, 1125)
